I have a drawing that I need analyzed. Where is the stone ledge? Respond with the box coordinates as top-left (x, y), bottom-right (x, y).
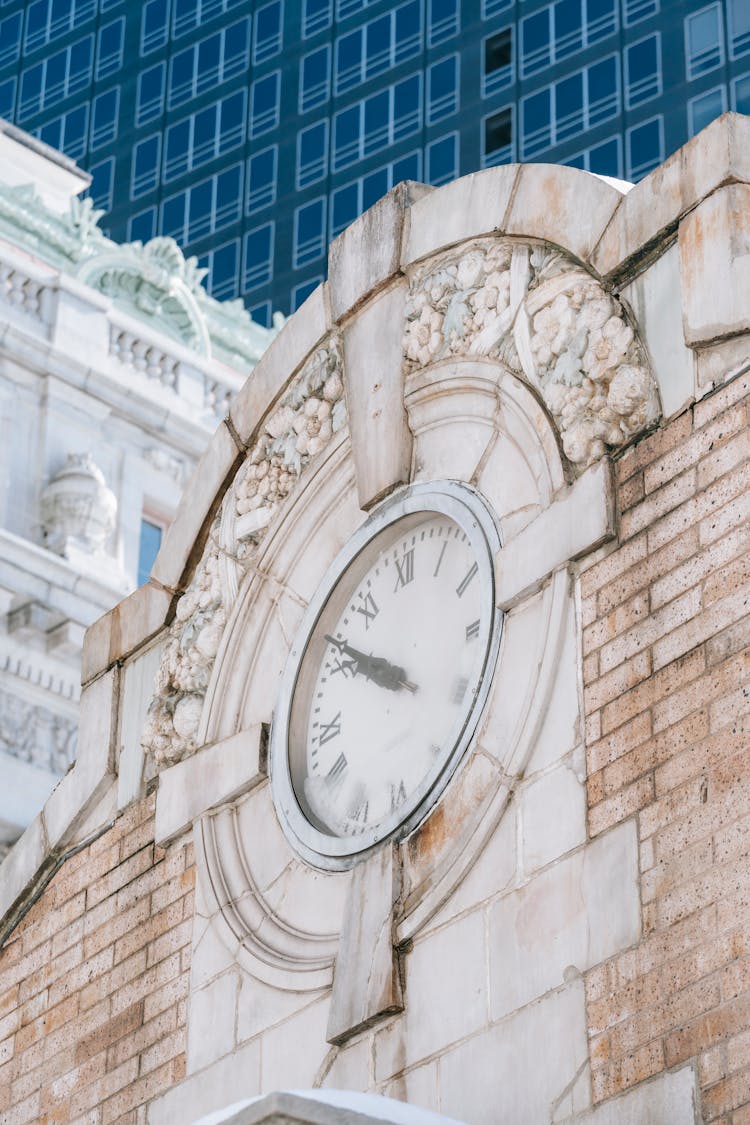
top-left (496, 458), bottom-right (617, 610)
top-left (154, 727), bottom-right (266, 845)
top-left (81, 581), bottom-right (174, 685)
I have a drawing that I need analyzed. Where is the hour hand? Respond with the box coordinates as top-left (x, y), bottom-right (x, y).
top-left (324, 635), bottom-right (417, 693)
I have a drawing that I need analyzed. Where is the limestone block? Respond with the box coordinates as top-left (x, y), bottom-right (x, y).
top-left (117, 642), bottom-right (163, 810)
top-left (320, 1034), bottom-right (372, 1092)
top-left (504, 164), bottom-right (624, 265)
top-left (329, 182), bottom-right (431, 322)
top-left (488, 820), bottom-right (639, 1022)
top-left (439, 981), bottom-right (589, 1125)
top-left (327, 845), bottom-right (403, 1046)
top-left (149, 1036), bottom-right (261, 1125)
top-left (571, 1063), bottom-right (698, 1124)
top-left (81, 580), bottom-right (173, 684)
top-left (343, 282), bottom-right (412, 509)
top-left (237, 975), bottom-right (324, 1047)
top-left (496, 458), bottom-right (616, 609)
top-left (155, 726), bottom-right (265, 845)
top-left (50, 277), bottom-right (110, 363)
top-left (150, 420), bottom-right (244, 593)
top-left (374, 907), bottom-right (487, 1076)
top-left (260, 997), bottom-right (330, 1091)
top-left (679, 183), bottom-right (750, 346)
top-left (0, 813), bottom-right (48, 926)
top-left (229, 284), bottom-right (332, 446)
top-left (520, 758), bottom-right (586, 875)
top-left (524, 594), bottom-right (579, 774)
top-left (593, 112), bottom-right (750, 278)
top-left (619, 242), bottom-right (694, 418)
top-left (191, 914), bottom-right (239, 993)
top-left (695, 336), bottom-right (750, 392)
top-left (186, 970), bottom-right (239, 1073)
top-left (403, 166), bottom-right (519, 266)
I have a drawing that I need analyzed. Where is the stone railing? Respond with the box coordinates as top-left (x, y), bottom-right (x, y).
top-left (0, 260), bottom-right (49, 325)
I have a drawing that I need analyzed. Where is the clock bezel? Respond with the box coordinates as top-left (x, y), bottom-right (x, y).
top-left (268, 479), bottom-right (503, 870)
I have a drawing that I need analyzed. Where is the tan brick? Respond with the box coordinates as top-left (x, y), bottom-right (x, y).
top-left (697, 428), bottom-right (750, 491)
top-left (693, 369), bottom-right (750, 428)
top-left (620, 466), bottom-right (697, 542)
top-left (644, 402), bottom-right (746, 496)
top-left (665, 991), bottom-right (750, 1068)
top-left (75, 1002), bottom-right (143, 1066)
top-left (100, 1057), bottom-right (182, 1125)
top-left (584, 591), bottom-right (650, 657)
top-left (602, 647), bottom-right (705, 736)
top-left (587, 709), bottom-right (653, 774)
top-left (601, 586), bottom-right (702, 676)
top-left (113, 900), bottom-right (183, 967)
top-left (651, 522), bottom-right (750, 611)
top-left (702, 1066), bottom-right (750, 1118)
top-left (588, 773), bottom-right (654, 837)
top-left (83, 898), bottom-right (151, 962)
top-left (105, 1008), bottom-right (177, 1072)
top-left (579, 531), bottom-right (648, 598)
top-left (86, 847), bottom-right (155, 911)
top-left (584, 650), bottom-right (652, 715)
top-left (68, 1057), bottom-right (139, 1120)
top-left (617, 411), bottom-right (693, 482)
top-left (145, 919), bottom-right (192, 970)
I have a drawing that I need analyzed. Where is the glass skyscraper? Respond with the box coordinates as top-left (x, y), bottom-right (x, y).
top-left (0, 0), bottom-right (748, 324)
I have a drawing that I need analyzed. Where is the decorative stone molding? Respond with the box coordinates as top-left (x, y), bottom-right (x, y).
top-left (403, 238), bottom-right (660, 469)
top-left (0, 261), bottom-right (46, 323)
top-left (0, 688), bottom-right (77, 774)
top-left (40, 453), bottom-right (117, 557)
top-left (142, 336), bottom-right (347, 769)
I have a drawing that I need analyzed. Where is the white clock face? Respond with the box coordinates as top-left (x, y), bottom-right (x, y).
top-left (271, 483), bottom-right (501, 868)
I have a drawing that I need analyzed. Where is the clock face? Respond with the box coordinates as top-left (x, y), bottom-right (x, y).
top-left (270, 482), bottom-right (502, 868)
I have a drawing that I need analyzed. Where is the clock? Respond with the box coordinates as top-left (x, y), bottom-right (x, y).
top-left (269, 480), bottom-right (503, 870)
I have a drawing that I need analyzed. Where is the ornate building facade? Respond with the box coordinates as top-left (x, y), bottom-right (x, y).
top-left (0, 113), bottom-right (750, 1124)
top-left (0, 119), bottom-right (275, 855)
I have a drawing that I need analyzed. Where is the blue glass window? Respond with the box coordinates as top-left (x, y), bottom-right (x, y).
top-left (333, 104), bottom-right (360, 170)
top-left (522, 10), bottom-right (550, 76)
top-left (393, 73), bottom-right (421, 140)
top-left (362, 167), bottom-right (389, 211)
top-left (483, 30), bottom-right (512, 96)
top-left (138, 520), bottom-right (163, 587)
top-left (588, 137), bottom-right (621, 178)
top-left (142, 0), bottom-right (170, 54)
top-left (335, 2), bottom-right (421, 94)
top-left (588, 55), bottom-right (618, 123)
top-left (173, 0), bottom-right (200, 37)
top-left (0, 11), bottom-right (21, 67)
top-left (622, 0), bottom-right (658, 24)
top-left (247, 145), bottom-right (277, 210)
top-left (89, 156), bottom-right (115, 211)
top-left (39, 106), bottom-right (88, 161)
top-left (249, 300), bottom-right (272, 328)
top-left (294, 198), bottom-right (326, 268)
top-left (627, 116), bottom-right (663, 179)
top-left (244, 223), bottom-right (274, 290)
top-left (729, 0), bottom-right (750, 57)
top-left (97, 17), bottom-right (125, 79)
top-left (688, 86), bottom-right (726, 135)
top-left (331, 182), bottom-right (359, 237)
top-left (337, 0), bottom-right (365, 17)
top-left (164, 119), bottom-right (191, 180)
top-left (0, 78), bottom-right (15, 119)
top-left (336, 28), bottom-right (363, 92)
top-left (200, 239), bottom-right (240, 299)
top-left (292, 278), bottom-right (321, 312)
top-left (587, 0), bottom-right (617, 42)
top-left (685, 5), bottom-right (723, 78)
top-left (429, 0), bottom-right (459, 46)
top-left (364, 90), bottom-right (389, 155)
top-left (129, 207), bottom-right (157, 242)
top-left (132, 135), bottom-right (161, 197)
top-left (168, 19), bottom-right (250, 106)
top-left (212, 165), bottom-right (242, 234)
top-left (303, 0), bottom-right (332, 37)
top-left (734, 73), bottom-right (750, 112)
top-left (300, 45), bottom-right (330, 112)
top-left (555, 0), bottom-right (583, 59)
top-left (392, 151), bottom-right (421, 183)
top-left (297, 120), bottom-right (328, 187)
top-left (484, 107), bottom-right (514, 166)
top-left (91, 88), bottom-right (119, 148)
top-left (19, 64), bottom-right (44, 119)
top-left (163, 90), bottom-right (248, 176)
top-left (19, 38), bottom-right (93, 119)
top-left (395, 1), bottom-right (421, 62)
top-left (522, 89), bottom-right (551, 157)
top-left (137, 64), bottom-right (165, 125)
top-left (483, 0), bottom-right (512, 15)
top-left (626, 34), bottom-right (661, 106)
top-left (427, 134), bottom-right (458, 185)
top-left (429, 56), bottom-right (459, 123)
top-left (254, 1), bottom-right (282, 63)
top-left (250, 71), bottom-right (280, 136)
top-left (24, 0), bottom-right (96, 53)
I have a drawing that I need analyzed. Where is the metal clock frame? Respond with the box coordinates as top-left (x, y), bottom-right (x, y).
top-left (268, 479), bottom-right (504, 871)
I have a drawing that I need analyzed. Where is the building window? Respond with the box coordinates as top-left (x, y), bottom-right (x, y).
top-left (172, 0), bottom-right (245, 39)
top-left (90, 88), bottom-right (119, 148)
top-left (483, 0), bottom-right (512, 16)
top-left (129, 207), bottom-right (156, 242)
top-left (247, 144), bottom-right (277, 211)
top-left (24, 0), bottom-right (96, 54)
top-left (688, 85), bottom-right (726, 135)
top-left (427, 133), bottom-right (458, 185)
top-left (39, 105), bottom-right (89, 160)
top-left (626, 115), bottom-right (663, 179)
top-left (685, 4), bottom-right (723, 79)
top-left (131, 134), bottom-right (161, 198)
top-left (522, 55), bottom-right (618, 158)
top-left (292, 277), bottom-right (322, 312)
top-left (334, 1), bottom-right (421, 94)
top-left (141, 0), bottom-right (170, 54)
top-left (250, 71), bottom-right (281, 136)
top-left (333, 73), bottom-right (422, 171)
top-left (728, 0), bottom-right (750, 58)
top-left (733, 73), bottom-right (750, 113)
top-left (297, 120), bottom-right (329, 187)
top-left (89, 156), bottom-right (115, 211)
top-left (622, 0), bottom-right (658, 25)
top-left (244, 223), bottom-right (274, 290)
top-left (137, 63), bottom-right (165, 125)
top-left (138, 519), bottom-right (163, 587)
top-left (161, 165), bottom-right (243, 243)
top-left (198, 238), bottom-right (240, 300)
top-left (303, 0), bottom-right (332, 37)
top-left (483, 29), bottom-right (513, 96)
top-left (428, 55), bottom-right (459, 123)
top-left (254, 0), bottom-right (283, 63)
top-left (0, 11), bottom-right (21, 68)
top-left (294, 198), bottom-right (326, 268)
top-left (168, 18), bottom-right (250, 107)
top-left (565, 134), bottom-right (621, 177)
top-left (19, 37), bottom-right (94, 120)
top-left (330, 151), bottom-right (421, 237)
top-left (521, 0), bottom-right (617, 77)
top-left (97, 17), bottom-right (125, 79)
top-left (483, 107), bottom-right (513, 167)
top-left (300, 45), bottom-right (331, 113)
top-left (428, 0), bottom-right (459, 46)
top-left (626, 33), bottom-right (660, 106)
top-left (249, 299), bottom-right (272, 328)
top-left (163, 91), bottom-right (246, 181)
top-left (0, 78), bottom-right (16, 119)
top-left (337, 0), bottom-right (366, 18)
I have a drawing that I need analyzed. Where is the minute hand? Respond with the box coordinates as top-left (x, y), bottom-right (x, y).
top-left (324, 635), bottom-right (418, 693)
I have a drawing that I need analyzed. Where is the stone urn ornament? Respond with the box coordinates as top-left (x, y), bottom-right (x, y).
top-left (40, 453), bottom-right (117, 557)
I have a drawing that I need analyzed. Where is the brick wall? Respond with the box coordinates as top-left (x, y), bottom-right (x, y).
top-left (0, 792), bottom-right (194, 1125)
top-left (581, 367), bottom-right (750, 1122)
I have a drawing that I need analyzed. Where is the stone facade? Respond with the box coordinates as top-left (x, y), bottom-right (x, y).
top-left (0, 122), bottom-right (275, 850)
top-left (0, 114), bottom-right (749, 1125)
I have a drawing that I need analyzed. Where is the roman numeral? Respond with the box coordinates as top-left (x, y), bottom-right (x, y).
top-left (452, 676), bottom-right (469, 705)
top-left (326, 752), bottom-right (347, 787)
top-left (330, 657), bottom-right (356, 678)
top-left (394, 548), bottom-right (414, 591)
top-left (466, 619), bottom-right (480, 640)
top-left (351, 800), bottom-right (369, 828)
top-left (319, 711), bottom-right (342, 746)
top-left (456, 562), bottom-right (478, 598)
top-left (356, 591), bottom-right (379, 629)
top-left (433, 541), bottom-right (448, 577)
top-left (389, 778), bottom-right (407, 811)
